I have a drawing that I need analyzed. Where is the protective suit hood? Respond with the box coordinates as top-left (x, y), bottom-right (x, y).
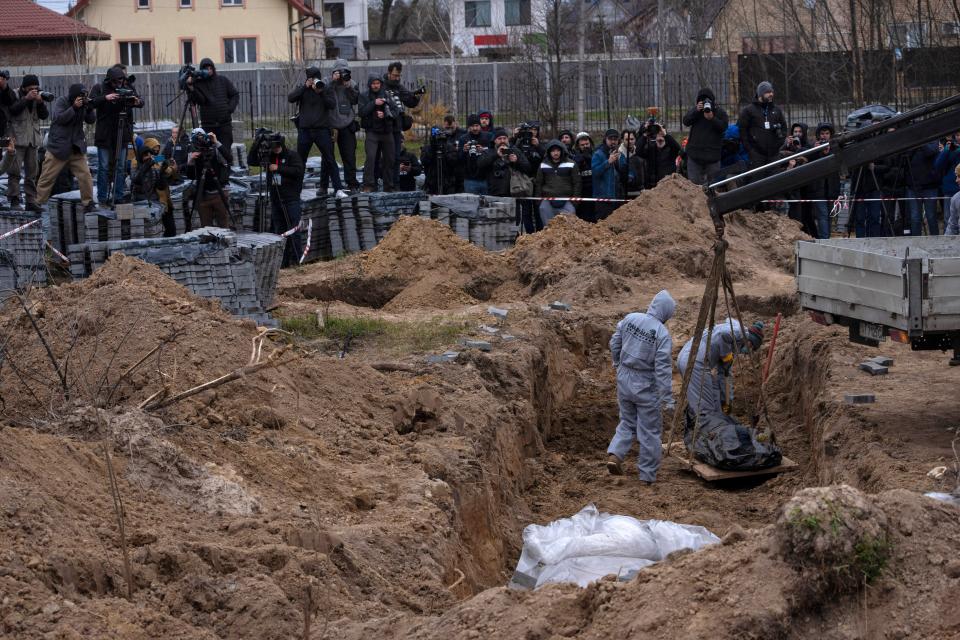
top-left (646, 290), bottom-right (675, 324)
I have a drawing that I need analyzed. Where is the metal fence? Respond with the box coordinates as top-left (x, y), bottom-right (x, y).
top-left (22, 52), bottom-right (960, 148)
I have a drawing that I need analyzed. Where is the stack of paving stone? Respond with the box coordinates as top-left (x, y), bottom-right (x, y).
top-left (167, 178), bottom-right (252, 236)
top-left (66, 227), bottom-right (284, 324)
top-left (47, 195), bottom-right (166, 255)
top-left (418, 194), bottom-right (517, 251)
top-left (0, 210), bottom-right (46, 296)
top-left (298, 189), bottom-right (332, 262)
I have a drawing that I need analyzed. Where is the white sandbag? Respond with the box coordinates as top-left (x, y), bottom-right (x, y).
top-left (510, 503), bottom-right (720, 589)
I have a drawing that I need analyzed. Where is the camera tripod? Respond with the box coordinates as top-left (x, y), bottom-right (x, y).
top-left (187, 151), bottom-right (235, 230)
top-left (104, 103), bottom-right (133, 209)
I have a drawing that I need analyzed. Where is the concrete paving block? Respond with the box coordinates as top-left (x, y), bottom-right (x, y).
top-left (426, 353), bottom-right (458, 364)
top-left (859, 361), bottom-right (888, 376)
top-left (479, 324), bottom-right (500, 334)
top-left (844, 393), bottom-right (876, 404)
top-left (548, 301), bottom-right (572, 311)
top-left (487, 306), bottom-right (508, 320)
top-left (501, 334), bottom-right (517, 342)
top-left (463, 340), bottom-right (492, 352)
top-left (870, 355), bottom-right (894, 367)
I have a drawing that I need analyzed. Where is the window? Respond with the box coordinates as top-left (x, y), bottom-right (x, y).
top-left (119, 41), bottom-right (152, 66)
top-left (504, 0), bottom-right (530, 26)
top-left (324, 2), bottom-right (345, 28)
top-left (222, 0), bottom-right (243, 5)
top-left (224, 37), bottom-right (257, 63)
top-left (888, 22), bottom-right (929, 48)
top-left (180, 0), bottom-right (192, 7)
top-left (181, 39), bottom-right (194, 64)
top-left (465, 0), bottom-right (491, 27)
top-left (136, 0), bottom-right (149, 8)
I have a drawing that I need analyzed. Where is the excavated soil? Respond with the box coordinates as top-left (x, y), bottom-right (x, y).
top-left (1, 178), bottom-right (958, 639)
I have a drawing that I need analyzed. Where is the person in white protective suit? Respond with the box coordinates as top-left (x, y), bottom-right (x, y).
top-left (606, 290), bottom-right (676, 483)
top-left (676, 319), bottom-right (764, 420)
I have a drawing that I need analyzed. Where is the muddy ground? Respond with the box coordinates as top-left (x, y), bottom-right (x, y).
top-left (1, 176), bottom-right (958, 639)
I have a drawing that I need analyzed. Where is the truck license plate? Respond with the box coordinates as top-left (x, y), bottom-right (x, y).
top-left (858, 321), bottom-right (885, 342)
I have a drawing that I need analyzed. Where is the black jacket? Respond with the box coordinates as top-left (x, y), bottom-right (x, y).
top-left (573, 148), bottom-right (593, 196)
top-left (644, 135), bottom-right (680, 187)
top-left (421, 130), bottom-right (463, 194)
top-left (397, 148), bottom-right (422, 191)
top-left (535, 140), bottom-right (580, 198)
top-left (132, 154), bottom-right (172, 199)
top-left (477, 146), bottom-right (531, 197)
top-left (458, 130), bottom-right (492, 180)
top-left (383, 77), bottom-right (421, 133)
top-left (805, 146), bottom-right (841, 200)
top-left (189, 58), bottom-right (240, 129)
top-left (0, 85), bottom-right (17, 136)
top-left (681, 88), bottom-right (729, 164)
top-left (47, 86), bottom-right (96, 161)
top-left (359, 77), bottom-right (396, 134)
top-left (289, 81), bottom-right (335, 129)
top-left (737, 99), bottom-right (788, 159)
top-left (247, 144), bottom-right (304, 202)
top-left (184, 146), bottom-right (230, 196)
top-left (162, 135), bottom-right (189, 171)
top-left (906, 141), bottom-right (941, 190)
top-left (89, 69), bottom-right (142, 148)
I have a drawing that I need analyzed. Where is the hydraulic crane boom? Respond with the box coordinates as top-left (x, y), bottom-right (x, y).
top-left (705, 94), bottom-right (960, 236)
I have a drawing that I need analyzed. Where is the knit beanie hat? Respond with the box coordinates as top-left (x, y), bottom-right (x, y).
top-left (466, 114), bottom-right (481, 127)
top-left (21, 74), bottom-right (39, 88)
top-left (756, 81), bottom-right (774, 97)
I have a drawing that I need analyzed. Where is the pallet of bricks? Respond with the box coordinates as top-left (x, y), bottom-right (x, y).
top-left (47, 194), bottom-right (166, 255)
top-left (67, 228), bottom-right (284, 324)
top-left (0, 210), bottom-right (46, 297)
top-left (420, 194), bottom-right (517, 251)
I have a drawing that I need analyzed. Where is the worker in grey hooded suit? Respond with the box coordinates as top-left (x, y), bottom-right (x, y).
top-left (606, 290), bottom-right (676, 483)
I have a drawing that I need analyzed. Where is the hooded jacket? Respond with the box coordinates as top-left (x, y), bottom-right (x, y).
top-left (609, 290), bottom-right (676, 410)
top-left (89, 66), bottom-right (141, 148)
top-left (535, 139), bottom-right (581, 198)
top-left (677, 319), bottom-right (751, 416)
top-left (681, 88), bottom-right (729, 164)
top-left (46, 84), bottom-right (96, 161)
top-left (324, 59), bottom-right (359, 130)
top-left (131, 139), bottom-right (174, 199)
top-left (289, 70), bottom-right (335, 129)
top-left (397, 147), bottom-right (422, 191)
top-left (359, 75), bottom-right (396, 134)
top-left (7, 85), bottom-right (48, 148)
top-left (478, 109), bottom-right (494, 133)
top-left (737, 95), bottom-right (788, 159)
top-left (189, 59), bottom-right (240, 129)
top-left (573, 142), bottom-right (594, 196)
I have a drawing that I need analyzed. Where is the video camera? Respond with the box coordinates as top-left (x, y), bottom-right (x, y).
top-left (702, 99), bottom-right (713, 113)
top-left (190, 130), bottom-right (215, 160)
top-left (178, 64), bottom-right (212, 90)
top-left (516, 122), bottom-right (534, 146)
top-left (254, 127), bottom-right (284, 154)
top-left (429, 126), bottom-right (449, 150)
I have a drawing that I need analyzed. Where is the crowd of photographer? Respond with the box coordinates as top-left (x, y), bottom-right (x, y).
top-left (3, 62), bottom-right (957, 253)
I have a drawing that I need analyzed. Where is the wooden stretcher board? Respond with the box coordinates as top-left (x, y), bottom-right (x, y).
top-left (662, 444), bottom-right (799, 481)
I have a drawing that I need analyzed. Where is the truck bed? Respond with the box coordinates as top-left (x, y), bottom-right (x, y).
top-left (796, 237), bottom-right (960, 338)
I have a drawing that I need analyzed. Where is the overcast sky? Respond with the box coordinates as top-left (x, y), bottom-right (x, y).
top-left (39, 0), bottom-right (71, 14)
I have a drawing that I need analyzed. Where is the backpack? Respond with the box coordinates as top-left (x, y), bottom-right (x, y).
top-left (510, 169), bottom-right (534, 197)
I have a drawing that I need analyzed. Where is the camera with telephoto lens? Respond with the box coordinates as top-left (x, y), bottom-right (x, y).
top-left (702, 100), bottom-right (713, 113)
top-left (464, 139), bottom-right (483, 157)
top-left (414, 85), bottom-right (427, 97)
top-left (340, 69), bottom-right (352, 82)
top-left (516, 122), bottom-right (534, 146)
top-left (190, 130), bottom-right (215, 160)
top-left (178, 64), bottom-right (212, 90)
top-left (429, 126), bottom-right (448, 150)
top-left (254, 127), bottom-right (284, 154)
top-left (38, 90), bottom-right (55, 102)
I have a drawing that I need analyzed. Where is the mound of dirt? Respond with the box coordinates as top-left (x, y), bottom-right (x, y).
top-left (280, 217), bottom-right (512, 310)
top-left (508, 175), bottom-right (807, 302)
top-left (0, 253), bottom-right (260, 423)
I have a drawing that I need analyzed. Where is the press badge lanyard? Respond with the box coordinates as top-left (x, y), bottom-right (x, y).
top-left (763, 105), bottom-right (770, 130)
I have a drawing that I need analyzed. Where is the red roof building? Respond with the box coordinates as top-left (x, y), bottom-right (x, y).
top-left (0, 0), bottom-right (110, 66)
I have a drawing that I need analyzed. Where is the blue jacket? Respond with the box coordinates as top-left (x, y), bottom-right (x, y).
top-left (935, 144), bottom-right (960, 197)
top-left (592, 144), bottom-right (620, 198)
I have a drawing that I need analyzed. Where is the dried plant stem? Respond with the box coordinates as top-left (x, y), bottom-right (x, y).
top-left (102, 439), bottom-right (133, 600)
